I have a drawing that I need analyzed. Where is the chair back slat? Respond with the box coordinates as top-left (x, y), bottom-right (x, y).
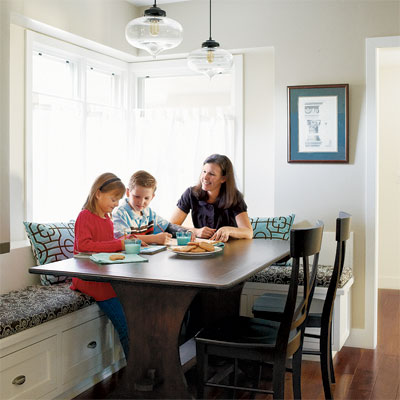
top-left (322, 212), bottom-right (351, 323)
top-left (276, 221), bottom-right (323, 357)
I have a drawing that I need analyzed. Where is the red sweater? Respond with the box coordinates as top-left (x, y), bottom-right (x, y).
top-left (70, 209), bottom-right (123, 301)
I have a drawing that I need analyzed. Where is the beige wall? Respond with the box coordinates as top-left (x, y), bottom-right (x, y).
top-left (10, 0), bottom-right (138, 56)
top-left (378, 56), bottom-right (400, 290)
top-left (1, 0), bottom-right (400, 342)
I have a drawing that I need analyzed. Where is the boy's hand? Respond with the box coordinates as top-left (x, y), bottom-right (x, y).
top-left (153, 232), bottom-right (173, 245)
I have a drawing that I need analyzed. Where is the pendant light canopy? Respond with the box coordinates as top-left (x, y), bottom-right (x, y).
top-left (187, 0), bottom-right (233, 79)
top-left (125, 1), bottom-right (183, 58)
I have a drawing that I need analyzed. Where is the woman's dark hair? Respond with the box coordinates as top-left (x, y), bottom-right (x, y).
top-left (193, 154), bottom-right (243, 209)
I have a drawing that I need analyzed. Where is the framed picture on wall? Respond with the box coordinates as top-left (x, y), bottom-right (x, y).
top-left (287, 84), bottom-right (349, 163)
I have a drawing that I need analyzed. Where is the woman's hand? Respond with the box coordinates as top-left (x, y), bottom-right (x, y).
top-left (194, 226), bottom-right (216, 239)
top-left (211, 227), bottom-right (232, 243)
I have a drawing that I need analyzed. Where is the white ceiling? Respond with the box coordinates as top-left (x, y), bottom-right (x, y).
top-left (126, 0), bottom-right (190, 6)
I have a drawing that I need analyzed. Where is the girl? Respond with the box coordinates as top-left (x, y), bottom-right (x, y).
top-left (170, 154), bottom-right (253, 242)
top-left (71, 172), bottom-right (130, 359)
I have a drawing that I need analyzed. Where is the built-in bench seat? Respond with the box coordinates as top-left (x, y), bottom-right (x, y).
top-left (0, 282), bottom-right (95, 339)
top-left (240, 231), bottom-right (354, 354)
top-left (247, 264), bottom-right (353, 288)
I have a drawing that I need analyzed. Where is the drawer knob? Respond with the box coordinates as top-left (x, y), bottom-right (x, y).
top-left (87, 341), bottom-right (97, 349)
top-left (12, 375), bottom-right (26, 385)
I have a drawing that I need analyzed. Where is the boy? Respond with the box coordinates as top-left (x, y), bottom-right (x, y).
top-left (113, 170), bottom-right (189, 245)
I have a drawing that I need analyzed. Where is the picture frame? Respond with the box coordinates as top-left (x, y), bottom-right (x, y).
top-left (287, 84), bottom-right (349, 163)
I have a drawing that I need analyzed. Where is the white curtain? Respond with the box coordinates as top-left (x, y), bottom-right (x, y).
top-left (129, 106), bottom-right (236, 220)
top-left (31, 95), bottom-right (129, 222)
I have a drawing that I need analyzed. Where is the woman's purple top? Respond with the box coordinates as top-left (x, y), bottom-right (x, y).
top-left (176, 187), bottom-right (247, 230)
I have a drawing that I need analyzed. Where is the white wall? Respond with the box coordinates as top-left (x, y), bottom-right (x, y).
top-left (1, 0), bottom-right (400, 343)
top-left (243, 48), bottom-right (275, 217)
top-left (378, 55), bottom-right (400, 290)
top-left (0, 1), bottom-right (11, 255)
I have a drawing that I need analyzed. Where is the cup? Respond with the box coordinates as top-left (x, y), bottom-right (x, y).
top-left (176, 231), bottom-right (191, 246)
top-left (125, 239), bottom-right (141, 254)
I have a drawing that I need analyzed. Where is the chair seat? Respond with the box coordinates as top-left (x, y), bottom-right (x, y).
top-left (196, 316), bottom-right (281, 347)
top-left (253, 293), bottom-right (325, 323)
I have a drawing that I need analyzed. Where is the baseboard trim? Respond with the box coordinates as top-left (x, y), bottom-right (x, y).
top-left (55, 359), bottom-right (126, 400)
top-left (378, 276), bottom-right (400, 290)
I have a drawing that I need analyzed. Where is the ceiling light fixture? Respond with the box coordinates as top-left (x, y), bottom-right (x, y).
top-left (187, 0), bottom-right (233, 79)
top-left (125, 1), bottom-right (183, 58)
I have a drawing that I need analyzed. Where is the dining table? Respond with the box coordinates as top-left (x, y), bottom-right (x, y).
top-left (29, 238), bottom-right (290, 399)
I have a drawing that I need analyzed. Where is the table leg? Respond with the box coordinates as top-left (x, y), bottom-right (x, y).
top-left (113, 282), bottom-right (199, 399)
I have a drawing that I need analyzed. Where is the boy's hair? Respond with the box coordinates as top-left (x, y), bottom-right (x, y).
top-left (128, 170), bottom-right (157, 192)
top-left (83, 172), bottom-right (126, 214)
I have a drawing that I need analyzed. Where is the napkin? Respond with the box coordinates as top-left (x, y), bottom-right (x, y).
top-left (90, 253), bottom-right (148, 264)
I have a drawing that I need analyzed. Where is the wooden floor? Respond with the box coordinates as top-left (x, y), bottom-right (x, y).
top-left (75, 289), bottom-right (399, 399)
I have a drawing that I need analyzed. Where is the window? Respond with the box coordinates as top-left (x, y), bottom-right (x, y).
top-left (27, 32), bottom-right (243, 224)
top-left (129, 58), bottom-right (243, 218)
top-left (27, 32), bottom-right (129, 222)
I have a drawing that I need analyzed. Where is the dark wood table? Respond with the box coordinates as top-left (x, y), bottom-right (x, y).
top-left (29, 239), bottom-right (289, 399)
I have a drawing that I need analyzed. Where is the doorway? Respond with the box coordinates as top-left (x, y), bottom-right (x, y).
top-left (365, 36), bottom-right (400, 349)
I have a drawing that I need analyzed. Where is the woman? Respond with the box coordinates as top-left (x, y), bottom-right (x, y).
top-left (170, 154), bottom-right (253, 242)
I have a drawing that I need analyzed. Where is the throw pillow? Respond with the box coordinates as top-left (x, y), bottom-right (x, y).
top-left (23, 221), bottom-right (75, 286)
top-left (250, 214), bottom-right (295, 240)
top-left (250, 214), bottom-right (295, 266)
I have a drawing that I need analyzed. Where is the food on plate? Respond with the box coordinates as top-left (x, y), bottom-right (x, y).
top-left (198, 242), bottom-right (215, 252)
top-left (171, 241), bottom-right (216, 254)
top-left (109, 254), bottom-right (125, 261)
top-left (191, 247), bottom-right (206, 253)
top-left (176, 245), bottom-right (197, 252)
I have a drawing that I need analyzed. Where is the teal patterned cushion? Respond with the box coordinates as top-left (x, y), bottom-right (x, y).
top-left (250, 214), bottom-right (295, 266)
top-left (23, 221), bottom-right (75, 285)
top-left (250, 214), bottom-right (295, 240)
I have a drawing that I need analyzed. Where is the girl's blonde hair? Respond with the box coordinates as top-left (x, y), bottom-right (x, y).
top-left (83, 172), bottom-right (126, 215)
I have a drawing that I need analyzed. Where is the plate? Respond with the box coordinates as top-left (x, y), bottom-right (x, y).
top-left (168, 246), bottom-right (224, 257)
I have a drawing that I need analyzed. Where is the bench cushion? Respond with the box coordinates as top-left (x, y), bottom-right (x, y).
top-left (0, 283), bottom-right (95, 339)
top-left (247, 265), bottom-right (353, 288)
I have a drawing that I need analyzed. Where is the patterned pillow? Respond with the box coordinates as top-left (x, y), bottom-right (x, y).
top-left (250, 214), bottom-right (295, 266)
top-left (23, 221), bottom-right (75, 286)
top-left (250, 214), bottom-right (295, 240)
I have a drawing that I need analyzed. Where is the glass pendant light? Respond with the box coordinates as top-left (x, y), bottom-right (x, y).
top-left (125, 1), bottom-right (183, 58)
top-left (187, 0), bottom-right (233, 79)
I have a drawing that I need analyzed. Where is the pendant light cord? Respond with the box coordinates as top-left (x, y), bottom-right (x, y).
top-left (209, 0), bottom-right (212, 40)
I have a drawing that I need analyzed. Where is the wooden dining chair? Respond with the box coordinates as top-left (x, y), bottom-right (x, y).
top-left (195, 221), bottom-right (324, 399)
top-left (252, 212), bottom-right (351, 399)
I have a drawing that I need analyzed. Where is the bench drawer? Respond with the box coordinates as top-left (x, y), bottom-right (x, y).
top-left (0, 335), bottom-right (57, 400)
top-left (61, 315), bottom-right (114, 384)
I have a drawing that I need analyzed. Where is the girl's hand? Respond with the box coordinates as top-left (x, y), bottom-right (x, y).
top-left (195, 226), bottom-right (216, 239)
top-left (153, 232), bottom-right (172, 245)
top-left (210, 227), bottom-right (231, 243)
